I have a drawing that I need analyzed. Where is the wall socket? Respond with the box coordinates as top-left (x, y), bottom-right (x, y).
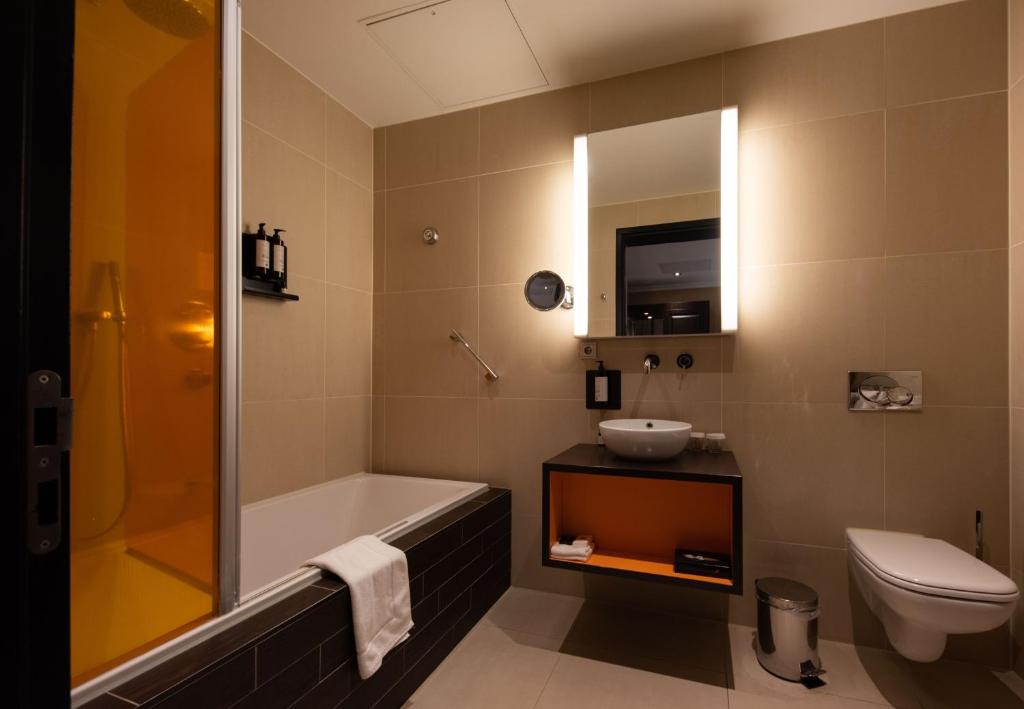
top-left (579, 341), bottom-right (598, 360)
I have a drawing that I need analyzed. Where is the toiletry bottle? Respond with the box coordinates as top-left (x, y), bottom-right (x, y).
top-left (254, 222), bottom-right (271, 279)
top-left (271, 228), bottom-right (287, 284)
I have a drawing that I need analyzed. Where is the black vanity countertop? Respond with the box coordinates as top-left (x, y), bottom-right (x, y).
top-left (544, 444), bottom-right (741, 483)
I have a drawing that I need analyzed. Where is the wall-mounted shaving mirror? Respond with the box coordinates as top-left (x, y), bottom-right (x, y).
top-left (524, 270), bottom-right (573, 311)
top-left (574, 108), bottom-right (737, 338)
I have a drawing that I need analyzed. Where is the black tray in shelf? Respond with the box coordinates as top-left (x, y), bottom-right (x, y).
top-left (242, 276), bottom-right (299, 301)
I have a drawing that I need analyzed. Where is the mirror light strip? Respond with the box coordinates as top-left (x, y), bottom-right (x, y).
top-left (573, 134), bottom-right (589, 337)
top-left (720, 106), bottom-right (738, 333)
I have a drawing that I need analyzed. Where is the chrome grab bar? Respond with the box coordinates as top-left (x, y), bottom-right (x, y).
top-left (449, 329), bottom-right (499, 382)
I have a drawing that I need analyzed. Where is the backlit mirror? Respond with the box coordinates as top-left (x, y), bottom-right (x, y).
top-left (576, 108), bottom-right (737, 338)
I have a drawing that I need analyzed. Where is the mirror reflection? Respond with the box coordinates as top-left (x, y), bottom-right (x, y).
top-left (588, 110), bottom-right (722, 337)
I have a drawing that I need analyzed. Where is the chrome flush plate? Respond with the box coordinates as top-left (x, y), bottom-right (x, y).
top-left (848, 371), bottom-right (923, 411)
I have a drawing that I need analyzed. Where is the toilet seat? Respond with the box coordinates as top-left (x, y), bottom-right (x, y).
top-left (847, 528), bottom-right (1019, 604)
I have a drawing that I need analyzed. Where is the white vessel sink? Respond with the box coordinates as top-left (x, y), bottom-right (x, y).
top-left (599, 419), bottom-right (692, 461)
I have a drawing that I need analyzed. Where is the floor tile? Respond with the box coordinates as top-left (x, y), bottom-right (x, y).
top-left (534, 653), bottom-right (728, 709)
top-left (484, 586), bottom-right (584, 642)
top-left (407, 622), bottom-right (559, 709)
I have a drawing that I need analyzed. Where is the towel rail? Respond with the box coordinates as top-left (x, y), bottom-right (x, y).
top-left (449, 329), bottom-right (499, 383)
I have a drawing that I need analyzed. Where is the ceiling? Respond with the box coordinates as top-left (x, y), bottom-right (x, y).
top-left (241, 0), bottom-right (959, 128)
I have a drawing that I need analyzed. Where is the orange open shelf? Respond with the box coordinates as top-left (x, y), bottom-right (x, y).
top-left (542, 444), bottom-right (742, 593)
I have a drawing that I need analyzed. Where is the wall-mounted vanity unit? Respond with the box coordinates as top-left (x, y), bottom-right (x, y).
top-left (573, 107), bottom-right (738, 338)
top-left (542, 444), bottom-right (742, 593)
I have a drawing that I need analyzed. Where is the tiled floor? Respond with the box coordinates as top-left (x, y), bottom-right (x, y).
top-left (405, 587), bottom-right (1024, 709)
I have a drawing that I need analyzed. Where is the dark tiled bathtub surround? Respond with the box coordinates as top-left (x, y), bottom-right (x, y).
top-left (83, 489), bottom-right (511, 709)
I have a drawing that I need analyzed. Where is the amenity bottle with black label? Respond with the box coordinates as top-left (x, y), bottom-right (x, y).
top-left (254, 222), bottom-right (270, 279)
top-left (271, 228), bottom-right (287, 283)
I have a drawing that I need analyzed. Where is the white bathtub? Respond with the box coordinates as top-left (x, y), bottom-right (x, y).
top-left (241, 472), bottom-right (488, 601)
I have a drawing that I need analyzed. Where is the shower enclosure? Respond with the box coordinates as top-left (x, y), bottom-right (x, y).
top-left (13, 0), bottom-right (240, 703)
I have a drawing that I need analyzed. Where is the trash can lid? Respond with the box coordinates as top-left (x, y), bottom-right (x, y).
top-left (755, 577), bottom-right (818, 611)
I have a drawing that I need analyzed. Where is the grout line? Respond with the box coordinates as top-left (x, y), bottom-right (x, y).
top-left (106, 692), bottom-right (140, 707)
top-left (381, 158), bottom-right (573, 193)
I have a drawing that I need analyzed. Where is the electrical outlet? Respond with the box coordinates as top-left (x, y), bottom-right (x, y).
top-left (579, 341), bottom-right (598, 360)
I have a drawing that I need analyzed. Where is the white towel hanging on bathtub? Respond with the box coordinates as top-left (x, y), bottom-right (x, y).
top-left (306, 535), bottom-right (413, 679)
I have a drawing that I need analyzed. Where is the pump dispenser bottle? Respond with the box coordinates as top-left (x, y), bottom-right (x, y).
top-left (271, 228), bottom-right (287, 284)
top-left (254, 222), bottom-right (271, 279)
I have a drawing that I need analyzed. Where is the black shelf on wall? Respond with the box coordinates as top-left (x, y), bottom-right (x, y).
top-left (242, 276), bottom-right (299, 301)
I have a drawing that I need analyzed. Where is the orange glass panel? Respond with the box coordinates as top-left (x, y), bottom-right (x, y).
top-left (70, 0), bottom-right (220, 686)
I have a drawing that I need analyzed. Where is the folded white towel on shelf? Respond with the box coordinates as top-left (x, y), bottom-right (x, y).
top-left (306, 535), bottom-right (413, 679)
top-left (551, 535), bottom-right (595, 562)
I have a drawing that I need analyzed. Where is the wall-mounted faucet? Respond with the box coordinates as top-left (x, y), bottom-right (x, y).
top-left (642, 354), bottom-right (660, 374)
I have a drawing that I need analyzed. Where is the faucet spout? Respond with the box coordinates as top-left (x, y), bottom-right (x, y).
top-left (642, 354), bottom-right (660, 374)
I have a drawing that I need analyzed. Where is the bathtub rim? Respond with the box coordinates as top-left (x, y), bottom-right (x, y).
top-left (240, 471), bottom-right (489, 603)
top-left (71, 473), bottom-right (488, 707)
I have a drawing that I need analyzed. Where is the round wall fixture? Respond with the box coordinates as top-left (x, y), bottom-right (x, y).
top-left (524, 270), bottom-right (573, 311)
top-left (422, 227), bottom-right (440, 245)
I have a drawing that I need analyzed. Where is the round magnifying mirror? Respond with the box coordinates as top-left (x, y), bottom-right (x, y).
top-left (524, 270), bottom-right (567, 311)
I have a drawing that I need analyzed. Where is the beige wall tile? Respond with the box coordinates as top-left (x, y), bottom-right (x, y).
top-left (727, 539), bottom-right (886, 647)
top-left (241, 398), bottom-right (324, 504)
top-left (1013, 246), bottom-right (1024, 407)
top-left (590, 55), bottom-right (722, 133)
top-left (325, 285), bottom-right (371, 397)
top-left (580, 574), bottom-right (728, 623)
top-left (325, 395), bottom-right (371, 478)
top-left (325, 98), bottom-right (372, 190)
top-left (241, 32), bottom-right (324, 161)
top-left (589, 202), bottom-right (636, 252)
top-left (373, 191), bottom-right (386, 293)
top-left (383, 396), bottom-right (478, 479)
top-left (325, 171), bottom-right (372, 291)
top-left (723, 21), bottom-right (883, 132)
top-left (242, 275), bottom-right (325, 402)
top-left (383, 288), bottom-right (479, 397)
top-left (1014, 409), bottom-right (1024, 573)
top-left (385, 178), bottom-right (479, 291)
top-left (373, 128), bottom-right (386, 192)
top-left (479, 398), bottom-right (589, 517)
top-left (1015, 407), bottom-right (1024, 573)
top-left (385, 109), bottom-right (479, 188)
top-left (511, 513), bottom-right (585, 596)
top-left (596, 337), bottom-right (723, 403)
top-left (724, 259), bottom-right (886, 404)
top-left (478, 284), bottom-right (581, 399)
top-left (371, 395), bottom-right (386, 474)
top-left (884, 250), bottom-right (1007, 406)
top-left (242, 124), bottom-right (326, 281)
top-left (885, 93), bottom-right (1008, 256)
top-left (723, 402), bottom-right (884, 548)
top-left (1012, 81), bottom-right (1024, 246)
top-left (739, 112), bottom-right (884, 267)
top-left (479, 162), bottom-right (573, 286)
top-left (885, 406), bottom-right (1010, 567)
top-left (1013, 0), bottom-right (1024, 86)
top-left (372, 294), bottom-right (386, 396)
top-left (885, 0), bottom-right (1007, 108)
top-left (480, 85), bottom-right (589, 173)
top-left (635, 191), bottom-right (719, 226)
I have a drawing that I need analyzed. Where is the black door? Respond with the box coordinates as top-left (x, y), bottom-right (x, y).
top-left (12, 1), bottom-right (75, 706)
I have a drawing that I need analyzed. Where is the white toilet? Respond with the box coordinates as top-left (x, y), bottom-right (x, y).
top-left (846, 528), bottom-right (1019, 662)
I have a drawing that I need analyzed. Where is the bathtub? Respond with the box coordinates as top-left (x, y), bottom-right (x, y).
top-left (241, 472), bottom-right (488, 602)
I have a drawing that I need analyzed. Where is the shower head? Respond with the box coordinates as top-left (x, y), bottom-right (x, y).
top-left (124, 0), bottom-right (213, 39)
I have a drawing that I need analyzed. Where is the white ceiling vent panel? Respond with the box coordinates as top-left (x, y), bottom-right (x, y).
top-left (364, 0), bottom-right (547, 108)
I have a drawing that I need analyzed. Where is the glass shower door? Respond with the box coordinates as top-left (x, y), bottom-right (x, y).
top-left (70, 0), bottom-right (221, 686)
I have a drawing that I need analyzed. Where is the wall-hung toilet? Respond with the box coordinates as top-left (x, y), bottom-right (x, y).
top-left (846, 528), bottom-right (1018, 662)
